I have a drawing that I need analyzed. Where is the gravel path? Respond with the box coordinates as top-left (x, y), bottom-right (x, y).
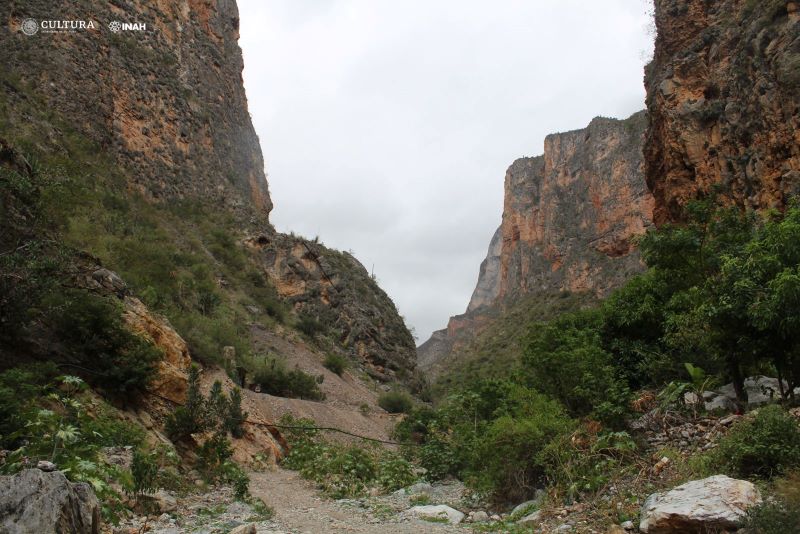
top-left (249, 469), bottom-right (466, 533)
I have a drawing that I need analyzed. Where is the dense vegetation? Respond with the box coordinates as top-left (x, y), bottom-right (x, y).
top-left (398, 197), bottom-right (800, 507)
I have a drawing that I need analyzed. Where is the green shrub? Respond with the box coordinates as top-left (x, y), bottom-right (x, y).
top-left (129, 449), bottom-right (158, 500)
top-left (197, 431), bottom-right (233, 478)
top-left (50, 290), bottom-right (162, 399)
top-left (713, 405), bottom-right (800, 478)
top-left (418, 432), bottom-right (460, 481)
top-left (522, 310), bottom-right (631, 427)
top-left (376, 454), bottom-right (416, 491)
top-left (296, 314), bottom-right (326, 338)
top-left (224, 388), bottom-right (247, 438)
top-left (165, 365), bottom-right (207, 441)
top-left (0, 363), bottom-right (59, 448)
top-left (744, 501), bottom-right (800, 534)
top-left (378, 391), bottom-right (413, 414)
top-left (323, 354), bottom-right (347, 376)
top-left (249, 357), bottom-right (325, 401)
top-left (278, 414), bottom-right (410, 498)
top-left (743, 472), bottom-right (800, 533)
top-left (470, 393), bottom-right (575, 502)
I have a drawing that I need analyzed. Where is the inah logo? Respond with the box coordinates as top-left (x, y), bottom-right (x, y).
top-left (21, 18), bottom-right (39, 35)
top-left (109, 21), bottom-right (146, 32)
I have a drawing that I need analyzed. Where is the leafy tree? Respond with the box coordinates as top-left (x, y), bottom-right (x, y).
top-left (522, 310), bottom-right (630, 427)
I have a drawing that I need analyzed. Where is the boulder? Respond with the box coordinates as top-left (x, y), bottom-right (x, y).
top-left (403, 481), bottom-right (433, 495)
top-left (404, 504), bottom-right (465, 524)
top-left (0, 469), bottom-right (100, 534)
top-left (471, 510), bottom-right (489, 522)
top-left (716, 376), bottom-right (797, 407)
top-left (510, 499), bottom-right (538, 517)
top-left (517, 510), bottom-right (541, 525)
top-left (640, 475), bottom-right (761, 533)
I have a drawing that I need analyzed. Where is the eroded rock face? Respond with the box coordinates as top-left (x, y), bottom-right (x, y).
top-left (248, 233), bottom-right (417, 383)
top-left (495, 112), bottom-right (652, 301)
top-left (640, 475), bottom-right (761, 533)
top-left (419, 112), bottom-right (652, 372)
top-left (121, 295), bottom-right (192, 404)
top-left (0, 469), bottom-right (100, 534)
top-left (645, 0), bottom-right (800, 224)
top-left (1, 0), bottom-right (271, 218)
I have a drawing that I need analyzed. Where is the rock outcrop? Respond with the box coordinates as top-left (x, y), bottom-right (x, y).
top-left (122, 295), bottom-right (192, 405)
top-left (2, 0), bottom-right (271, 218)
top-left (639, 475), bottom-right (761, 533)
top-left (0, 469), bottom-right (100, 534)
top-left (644, 0), bottom-right (800, 223)
top-left (419, 112), bottom-right (652, 373)
top-left (248, 233), bottom-right (418, 383)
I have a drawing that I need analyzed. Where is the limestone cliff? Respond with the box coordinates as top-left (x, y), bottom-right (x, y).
top-left (1, 0), bottom-right (417, 391)
top-left (645, 0), bottom-right (800, 223)
top-left (2, 0), bottom-right (271, 217)
top-left (419, 112), bottom-right (652, 374)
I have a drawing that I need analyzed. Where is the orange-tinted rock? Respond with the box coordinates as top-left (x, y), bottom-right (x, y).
top-left (645, 0), bottom-right (800, 223)
top-left (122, 296), bottom-right (191, 404)
top-left (1, 0), bottom-right (271, 218)
top-left (419, 112), bottom-right (652, 372)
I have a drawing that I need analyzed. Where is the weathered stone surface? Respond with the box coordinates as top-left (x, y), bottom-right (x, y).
top-left (1, 0), bottom-right (272, 219)
top-left (645, 0), bottom-right (800, 224)
top-left (517, 510), bottom-right (542, 526)
top-left (0, 469), bottom-right (100, 534)
top-left (716, 375), bottom-right (799, 407)
top-left (471, 511), bottom-right (489, 522)
top-left (404, 504), bottom-right (465, 524)
top-left (419, 112), bottom-right (652, 373)
top-left (640, 475), bottom-right (761, 533)
top-left (249, 234), bottom-right (417, 383)
top-left (122, 296), bottom-right (191, 404)
top-left (228, 523), bottom-right (256, 534)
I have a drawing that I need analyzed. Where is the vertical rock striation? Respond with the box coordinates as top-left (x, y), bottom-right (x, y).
top-left (419, 112), bottom-right (653, 373)
top-left (644, 0), bottom-right (800, 224)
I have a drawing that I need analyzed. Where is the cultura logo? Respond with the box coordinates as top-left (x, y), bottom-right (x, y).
top-left (21, 18), bottom-right (39, 35)
top-left (108, 21), bottom-right (121, 33)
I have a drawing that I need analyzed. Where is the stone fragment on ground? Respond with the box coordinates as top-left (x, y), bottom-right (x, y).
top-left (517, 509), bottom-right (542, 525)
top-left (403, 504), bottom-right (465, 524)
top-left (639, 474), bottom-right (761, 533)
top-left (0, 469), bottom-right (100, 534)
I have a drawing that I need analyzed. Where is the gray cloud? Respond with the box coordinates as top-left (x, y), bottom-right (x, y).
top-left (238, 0), bottom-right (654, 343)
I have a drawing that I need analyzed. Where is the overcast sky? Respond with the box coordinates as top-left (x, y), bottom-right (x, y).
top-left (238, 0), bottom-right (654, 344)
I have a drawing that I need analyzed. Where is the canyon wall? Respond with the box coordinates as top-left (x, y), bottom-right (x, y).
top-left (2, 0), bottom-right (271, 217)
top-left (1, 0), bottom-right (417, 387)
top-left (419, 112), bottom-right (653, 373)
top-left (645, 0), bottom-right (800, 223)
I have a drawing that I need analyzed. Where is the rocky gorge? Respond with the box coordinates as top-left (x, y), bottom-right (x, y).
top-left (418, 112), bottom-right (653, 375)
top-left (2, 0), bottom-right (800, 533)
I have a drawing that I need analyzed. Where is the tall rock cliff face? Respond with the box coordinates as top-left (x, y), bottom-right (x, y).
top-left (645, 0), bottom-right (800, 224)
top-left (419, 112), bottom-right (653, 374)
top-left (2, 0), bottom-right (271, 218)
top-left (1, 1), bottom-right (415, 390)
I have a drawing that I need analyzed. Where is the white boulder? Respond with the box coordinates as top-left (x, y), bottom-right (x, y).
top-left (640, 475), bottom-right (761, 533)
top-left (404, 504), bottom-right (465, 524)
